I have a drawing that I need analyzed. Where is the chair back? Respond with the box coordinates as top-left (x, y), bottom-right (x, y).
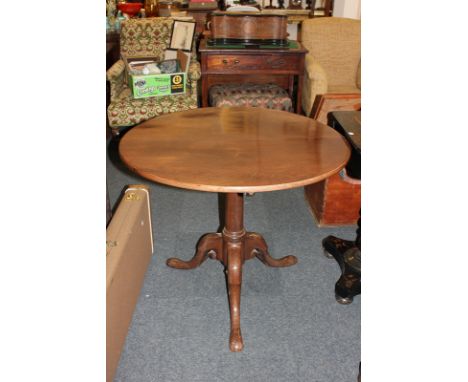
top-left (301, 17), bottom-right (360, 88)
top-left (120, 17), bottom-right (174, 60)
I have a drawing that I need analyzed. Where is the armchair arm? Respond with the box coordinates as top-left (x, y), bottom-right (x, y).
top-left (302, 55), bottom-right (328, 117)
top-left (188, 60), bottom-right (201, 82)
top-left (356, 59), bottom-right (361, 90)
top-left (187, 60), bottom-right (201, 94)
top-left (106, 59), bottom-right (126, 102)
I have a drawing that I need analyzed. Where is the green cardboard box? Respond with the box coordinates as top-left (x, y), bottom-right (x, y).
top-left (124, 50), bottom-right (190, 99)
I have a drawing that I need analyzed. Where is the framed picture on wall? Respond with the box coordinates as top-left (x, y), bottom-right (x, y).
top-left (169, 20), bottom-right (196, 52)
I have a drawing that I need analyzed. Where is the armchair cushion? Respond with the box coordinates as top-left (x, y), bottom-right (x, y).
top-left (120, 17), bottom-right (174, 59)
top-left (300, 17), bottom-right (361, 117)
top-left (301, 17), bottom-right (360, 88)
top-left (108, 88), bottom-right (198, 127)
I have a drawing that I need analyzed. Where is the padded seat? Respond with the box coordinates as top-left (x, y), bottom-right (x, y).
top-left (209, 83), bottom-right (292, 112)
top-left (301, 17), bottom-right (361, 117)
top-left (108, 85), bottom-right (198, 127)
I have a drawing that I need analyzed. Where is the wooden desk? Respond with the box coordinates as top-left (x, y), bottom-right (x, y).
top-left (119, 107), bottom-right (350, 351)
top-left (199, 40), bottom-right (308, 114)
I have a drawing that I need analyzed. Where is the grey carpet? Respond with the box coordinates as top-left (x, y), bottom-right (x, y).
top-left (107, 140), bottom-right (361, 382)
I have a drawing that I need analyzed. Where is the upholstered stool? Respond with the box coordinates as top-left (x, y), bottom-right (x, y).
top-left (209, 83), bottom-right (293, 112)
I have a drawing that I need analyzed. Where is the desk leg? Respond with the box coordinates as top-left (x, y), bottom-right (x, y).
top-left (296, 73), bottom-right (303, 115)
top-left (288, 75), bottom-right (296, 112)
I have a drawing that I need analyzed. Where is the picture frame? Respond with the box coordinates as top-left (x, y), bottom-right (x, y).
top-left (169, 20), bottom-right (196, 52)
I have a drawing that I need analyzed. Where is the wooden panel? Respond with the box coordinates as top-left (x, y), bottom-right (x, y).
top-left (205, 74), bottom-right (290, 89)
top-left (106, 185), bottom-right (153, 382)
top-left (210, 12), bottom-right (288, 40)
top-left (304, 171), bottom-right (360, 226)
top-left (199, 40), bottom-right (307, 113)
top-left (187, 8), bottom-right (218, 34)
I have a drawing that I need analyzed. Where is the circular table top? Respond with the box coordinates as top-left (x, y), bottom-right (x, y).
top-left (119, 107), bottom-right (351, 193)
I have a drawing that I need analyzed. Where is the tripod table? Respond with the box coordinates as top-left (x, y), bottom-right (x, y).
top-left (119, 107), bottom-right (350, 351)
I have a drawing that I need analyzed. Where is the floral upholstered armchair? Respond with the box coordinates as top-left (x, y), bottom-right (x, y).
top-left (301, 17), bottom-right (361, 117)
top-left (107, 17), bottom-right (201, 134)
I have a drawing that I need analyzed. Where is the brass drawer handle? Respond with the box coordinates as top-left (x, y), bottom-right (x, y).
top-left (222, 59), bottom-right (228, 64)
top-left (234, 59), bottom-right (240, 64)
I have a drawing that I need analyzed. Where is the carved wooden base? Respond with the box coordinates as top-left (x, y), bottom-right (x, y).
top-left (322, 235), bottom-right (361, 304)
top-left (166, 193), bottom-right (297, 351)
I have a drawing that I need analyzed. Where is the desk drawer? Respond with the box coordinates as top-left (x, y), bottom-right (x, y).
top-left (206, 54), bottom-right (300, 72)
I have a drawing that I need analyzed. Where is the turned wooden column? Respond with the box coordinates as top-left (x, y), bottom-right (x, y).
top-left (223, 193), bottom-right (246, 351)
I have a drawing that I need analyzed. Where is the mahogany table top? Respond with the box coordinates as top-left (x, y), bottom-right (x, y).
top-left (119, 107), bottom-right (350, 193)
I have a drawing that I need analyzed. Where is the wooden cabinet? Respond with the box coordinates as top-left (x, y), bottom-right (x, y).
top-left (304, 111), bottom-right (361, 226)
top-left (186, 7), bottom-right (218, 34)
top-left (199, 40), bottom-right (307, 114)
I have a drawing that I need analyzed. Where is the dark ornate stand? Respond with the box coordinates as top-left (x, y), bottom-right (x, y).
top-left (322, 217), bottom-right (361, 304)
top-left (322, 110), bottom-right (361, 304)
top-left (167, 193), bottom-right (297, 351)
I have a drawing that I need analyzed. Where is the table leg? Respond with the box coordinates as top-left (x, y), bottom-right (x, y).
top-left (245, 232), bottom-right (297, 266)
top-left (223, 192), bottom-right (245, 352)
top-left (166, 192), bottom-right (298, 351)
top-left (166, 233), bottom-right (222, 269)
top-left (226, 240), bottom-right (243, 351)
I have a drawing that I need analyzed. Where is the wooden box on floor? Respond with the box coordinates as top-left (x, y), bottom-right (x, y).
top-left (304, 170), bottom-right (360, 226)
top-left (106, 185), bottom-right (153, 382)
